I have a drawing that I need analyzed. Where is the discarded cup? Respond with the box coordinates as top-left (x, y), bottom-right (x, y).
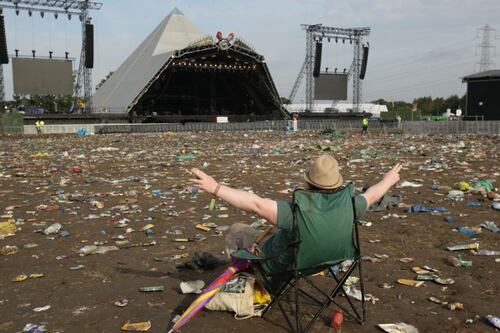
top-left (180, 280), bottom-right (205, 294)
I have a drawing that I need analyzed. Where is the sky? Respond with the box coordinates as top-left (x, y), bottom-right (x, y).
top-left (3, 0), bottom-right (500, 103)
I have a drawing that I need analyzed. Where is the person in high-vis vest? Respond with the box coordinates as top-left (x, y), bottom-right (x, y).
top-left (35, 120), bottom-right (45, 134)
top-left (361, 117), bottom-right (369, 135)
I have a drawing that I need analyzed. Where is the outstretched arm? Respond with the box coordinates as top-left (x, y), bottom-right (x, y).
top-left (189, 168), bottom-right (278, 225)
top-left (361, 163), bottom-right (402, 207)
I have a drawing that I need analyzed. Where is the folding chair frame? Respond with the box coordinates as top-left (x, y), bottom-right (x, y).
top-left (253, 187), bottom-right (366, 333)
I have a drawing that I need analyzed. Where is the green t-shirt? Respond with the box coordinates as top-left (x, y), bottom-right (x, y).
top-left (261, 194), bottom-right (368, 275)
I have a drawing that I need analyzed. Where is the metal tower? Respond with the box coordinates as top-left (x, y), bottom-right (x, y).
top-left (0, 0), bottom-right (102, 112)
top-left (289, 24), bottom-right (370, 112)
top-left (73, 1), bottom-right (94, 113)
top-left (477, 24), bottom-right (496, 72)
top-left (0, 65), bottom-right (4, 102)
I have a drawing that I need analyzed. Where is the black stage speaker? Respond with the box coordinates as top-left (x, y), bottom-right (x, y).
top-left (359, 45), bottom-right (369, 80)
top-left (85, 23), bottom-right (94, 68)
top-left (313, 42), bottom-right (322, 78)
top-left (0, 16), bottom-right (8, 64)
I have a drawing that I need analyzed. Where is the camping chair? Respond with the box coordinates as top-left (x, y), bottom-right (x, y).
top-left (233, 184), bottom-right (365, 333)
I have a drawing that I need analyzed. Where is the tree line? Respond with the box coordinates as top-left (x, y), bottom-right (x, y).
top-left (371, 94), bottom-right (466, 115)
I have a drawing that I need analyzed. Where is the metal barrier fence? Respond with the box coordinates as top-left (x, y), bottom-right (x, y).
top-left (95, 119), bottom-right (397, 134)
top-left (402, 121), bottom-right (500, 135)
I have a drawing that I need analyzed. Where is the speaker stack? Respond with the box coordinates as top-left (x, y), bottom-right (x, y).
top-left (85, 23), bottom-right (94, 68)
top-left (313, 42), bottom-right (322, 78)
top-left (0, 16), bottom-right (9, 64)
top-left (359, 45), bottom-right (369, 80)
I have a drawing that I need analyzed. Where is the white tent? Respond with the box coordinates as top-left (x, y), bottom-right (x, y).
top-left (93, 8), bottom-right (206, 112)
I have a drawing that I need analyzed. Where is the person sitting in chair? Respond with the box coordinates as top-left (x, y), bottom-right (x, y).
top-left (190, 155), bottom-right (401, 275)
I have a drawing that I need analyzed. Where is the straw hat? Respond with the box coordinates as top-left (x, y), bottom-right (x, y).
top-left (304, 155), bottom-right (343, 189)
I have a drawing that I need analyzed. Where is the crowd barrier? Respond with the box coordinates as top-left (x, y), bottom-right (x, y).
top-left (18, 120), bottom-right (500, 135)
top-left (402, 121), bottom-right (500, 135)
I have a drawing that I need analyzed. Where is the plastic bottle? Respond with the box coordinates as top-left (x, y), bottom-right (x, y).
top-left (332, 309), bottom-right (343, 331)
top-left (476, 249), bottom-right (500, 256)
top-left (486, 315), bottom-right (500, 329)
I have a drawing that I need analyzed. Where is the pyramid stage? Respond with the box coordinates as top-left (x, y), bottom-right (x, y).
top-left (93, 8), bottom-right (286, 123)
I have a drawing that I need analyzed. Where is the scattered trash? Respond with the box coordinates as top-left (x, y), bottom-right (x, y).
top-left (428, 296), bottom-right (447, 305)
top-left (447, 243), bottom-right (479, 251)
top-left (0, 220), bottom-right (16, 239)
top-left (447, 190), bottom-right (464, 201)
top-left (447, 302), bottom-right (463, 311)
top-left (408, 205), bottom-right (448, 213)
top-left (397, 181), bottom-right (422, 188)
top-left (121, 321), bottom-right (151, 331)
top-left (114, 299), bottom-right (129, 307)
top-left (0, 245), bottom-right (19, 255)
top-left (343, 285), bottom-right (379, 304)
top-left (479, 221), bottom-right (499, 233)
top-left (397, 279), bottom-right (424, 287)
top-left (448, 255), bottom-right (472, 267)
top-left (485, 315), bottom-right (500, 329)
top-left (472, 249), bottom-right (500, 256)
top-left (43, 223), bottom-right (62, 235)
top-left (22, 323), bottom-right (46, 333)
top-left (399, 257), bottom-right (415, 263)
top-left (455, 226), bottom-right (481, 236)
top-left (33, 305), bottom-right (51, 312)
top-left (331, 309), bottom-right (343, 331)
top-left (443, 216), bottom-right (455, 224)
top-left (378, 322), bottom-right (419, 333)
top-left (139, 286), bottom-right (164, 292)
top-left (180, 280), bottom-right (205, 294)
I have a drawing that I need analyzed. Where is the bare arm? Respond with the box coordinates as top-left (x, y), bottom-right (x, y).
top-left (361, 164), bottom-right (402, 207)
top-left (189, 168), bottom-right (278, 225)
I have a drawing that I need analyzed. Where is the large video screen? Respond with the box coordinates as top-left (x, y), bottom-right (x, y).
top-left (314, 73), bottom-right (348, 100)
top-left (12, 58), bottom-right (73, 95)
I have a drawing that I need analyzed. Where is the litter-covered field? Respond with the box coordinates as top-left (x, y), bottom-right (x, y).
top-left (0, 131), bottom-right (499, 333)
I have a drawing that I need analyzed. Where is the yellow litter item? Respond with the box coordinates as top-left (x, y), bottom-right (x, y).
top-left (29, 273), bottom-right (45, 279)
top-left (195, 224), bottom-right (210, 232)
top-left (397, 279), bottom-right (424, 287)
top-left (121, 320), bottom-right (151, 331)
top-left (0, 220), bottom-right (16, 239)
top-left (458, 181), bottom-right (471, 191)
top-left (12, 274), bottom-right (28, 282)
top-left (253, 285), bottom-right (271, 304)
top-left (30, 153), bottom-right (50, 157)
top-left (208, 198), bottom-right (216, 211)
top-left (140, 224), bottom-right (154, 231)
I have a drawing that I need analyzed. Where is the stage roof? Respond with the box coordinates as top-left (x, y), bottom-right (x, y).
top-left (93, 8), bottom-right (206, 111)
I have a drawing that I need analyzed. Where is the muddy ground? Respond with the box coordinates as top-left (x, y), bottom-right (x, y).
top-left (0, 131), bottom-right (498, 333)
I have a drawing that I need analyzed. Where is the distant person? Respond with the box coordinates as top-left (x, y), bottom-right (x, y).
top-left (292, 113), bottom-right (298, 131)
top-left (396, 115), bottom-right (402, 130)
top-left (361, 117), bottom-right (369, 135)
top-left (35, 119), bottom-right (45, 134)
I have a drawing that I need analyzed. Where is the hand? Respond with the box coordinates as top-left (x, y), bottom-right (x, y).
top-left (383, 163), bottom-right (402, 187)
top-left (190, 168), bottom-right (218, 194)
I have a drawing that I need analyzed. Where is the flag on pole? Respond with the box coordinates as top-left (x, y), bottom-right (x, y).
top-left (168, 257), bottom-right (251, 332)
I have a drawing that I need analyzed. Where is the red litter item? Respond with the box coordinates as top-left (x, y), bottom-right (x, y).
top-left (332, 309), bottom-right (343, 331)
top-left (70, 167), bottom-right (82, 174)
